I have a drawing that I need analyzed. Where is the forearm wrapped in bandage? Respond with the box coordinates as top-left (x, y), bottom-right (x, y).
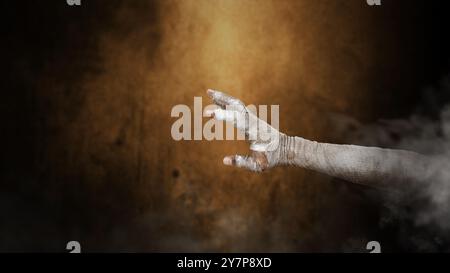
top-left (206, 89), bottom-right (438, 189)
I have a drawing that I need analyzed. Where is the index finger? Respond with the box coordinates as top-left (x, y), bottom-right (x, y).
top-left (207, 89), bottom-right (243, 108)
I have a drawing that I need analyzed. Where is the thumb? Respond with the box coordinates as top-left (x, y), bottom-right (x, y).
top-left (223, 153), bottom-right (268, 172)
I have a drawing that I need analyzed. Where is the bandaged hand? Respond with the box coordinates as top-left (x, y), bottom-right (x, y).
top-left (206, 89), bottom-right (290, 172)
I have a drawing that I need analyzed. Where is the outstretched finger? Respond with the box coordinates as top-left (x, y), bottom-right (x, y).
top-left (204, 108), bottom-right (236, 122)
top-left (204, 108), bottom-right (249, 133)
top-left (207, 89), bottom-right (243, 108)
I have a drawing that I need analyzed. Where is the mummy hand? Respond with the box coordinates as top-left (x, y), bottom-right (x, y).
top-left (205, 89), bottom-right (288, 172)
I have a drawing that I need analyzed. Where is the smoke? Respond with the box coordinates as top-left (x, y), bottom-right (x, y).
top-left (330, 75), bottom-right (450, 251)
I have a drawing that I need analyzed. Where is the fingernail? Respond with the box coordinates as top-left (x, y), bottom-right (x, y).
top-left (223, 157), bottom-right (233, 166)
top-left (207, 89), bottom-right (215, 98)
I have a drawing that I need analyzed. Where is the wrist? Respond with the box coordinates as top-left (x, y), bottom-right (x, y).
top-left (279, 134), bottom-right (299, 165)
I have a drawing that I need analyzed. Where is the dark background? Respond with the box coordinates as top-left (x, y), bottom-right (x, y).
top-left (2, 0), bottom-right (450, 252)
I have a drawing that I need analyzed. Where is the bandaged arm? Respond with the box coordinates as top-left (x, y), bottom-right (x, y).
top-left (206, 89), bottom-right (437, 190)
top-left (279, 135), bottom-right (434, 188)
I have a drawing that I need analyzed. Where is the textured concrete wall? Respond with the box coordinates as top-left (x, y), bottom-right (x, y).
top-left (2, 0), bottom-right (434, 251)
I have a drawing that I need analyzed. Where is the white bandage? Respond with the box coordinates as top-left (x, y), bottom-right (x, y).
top-left (207, 89), bottom-right (442, 189)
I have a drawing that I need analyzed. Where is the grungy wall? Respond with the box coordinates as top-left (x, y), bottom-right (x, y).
top-left (2, 0), bottom-right (432, 251)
